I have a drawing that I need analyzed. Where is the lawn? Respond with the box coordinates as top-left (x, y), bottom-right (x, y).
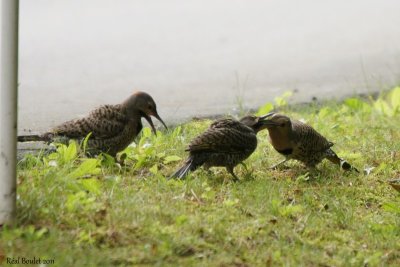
top-left (1, 88), bottom-right (400, 266)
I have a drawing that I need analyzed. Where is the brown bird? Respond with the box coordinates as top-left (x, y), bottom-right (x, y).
top-left (170, 115), bottom-right (273, 181)
top-left (18, 91), bottom-right (167, 157)
top-left (262, 112), bottom-right (358, 172)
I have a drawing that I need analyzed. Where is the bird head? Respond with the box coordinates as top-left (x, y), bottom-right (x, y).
top-left (259, 112), bottom-right (292, 134)
top-left (124, 91), bottom-right (168, 134)
top-left (239, 114), bottom-right (280, 133)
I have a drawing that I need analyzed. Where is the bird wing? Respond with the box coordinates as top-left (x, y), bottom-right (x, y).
top-left (209, 118), bottom-right (237, 128)
top-left (52, 105), bottom-right (128, 139)
top-left (187, 119), bottom-right (257, 154)
top-left (209, 118), bottom-right (253, 132)
top-left (292, 120), bottom-right (334, 152)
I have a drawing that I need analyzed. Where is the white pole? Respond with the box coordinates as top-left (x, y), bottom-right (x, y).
top-left (0, 0), bottom-right (19, 225)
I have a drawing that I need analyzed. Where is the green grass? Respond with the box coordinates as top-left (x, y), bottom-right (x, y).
top-left (2, 88), bottom-right (400, 266)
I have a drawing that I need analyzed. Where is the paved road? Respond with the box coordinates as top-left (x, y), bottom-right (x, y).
top-left (17, 0), bottom-right (400, 134)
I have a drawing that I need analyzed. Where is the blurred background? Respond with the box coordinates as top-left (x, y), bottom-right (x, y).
top-left (17, 0), bottom-right (400, 133)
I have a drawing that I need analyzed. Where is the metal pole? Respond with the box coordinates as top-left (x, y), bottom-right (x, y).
top-left (0, 0), bottom-right (19, 225)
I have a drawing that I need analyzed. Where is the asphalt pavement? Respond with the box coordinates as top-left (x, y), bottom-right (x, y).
top-left (17, 0), bottom-right (400, 134)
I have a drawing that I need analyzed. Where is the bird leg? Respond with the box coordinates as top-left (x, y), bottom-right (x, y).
top-left (226, 166), bottom-right (240, 182)
top-left (306, 166), bottom-right (318, 179)
top-left (118, 153), bottom-right (127, 166)
top-left (269, 158), bottom-right (288, 170)
top-left (203, 164), bottom-right (214, 177)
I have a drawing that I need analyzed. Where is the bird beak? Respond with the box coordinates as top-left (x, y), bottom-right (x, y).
top-left (259, 112), bottom-right (276, 120)
top-left (143, 114), bottom-right (158, 135)
top-left (257, 114), bottom-right (280, 129)
top-left (257, 114), bottom-right (279, 130)
top-left (144, 111), bottom-right (168, 135)
top-left (152, 112), bottom-right (168, 130)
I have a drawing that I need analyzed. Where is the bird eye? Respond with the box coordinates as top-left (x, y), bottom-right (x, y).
top-left (280, 123), bottom-right (285, 127)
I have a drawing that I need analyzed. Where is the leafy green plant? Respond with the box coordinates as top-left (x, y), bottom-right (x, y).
top-left (123, 126), bottom-right (183, 173)
top-left (274, 91), bottom-right (293, 107)
top-left (81, 132), bottom-right (93, 155)
top-left (257, 102), bottom-right (274, 116)
top-left (374, 86), bottom-right (400, 116)
top-left (257, 90), bottom-right (293, 115)
top-left (8, 86), bottom-right (400, 266)
top-left (68, 158), bottom-right (101, 179)
top-left (46, 141), bottom-right (78, 166)
top-left (344, 98), bottom-right (372, 113)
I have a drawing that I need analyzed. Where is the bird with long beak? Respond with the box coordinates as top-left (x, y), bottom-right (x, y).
top-left (170, 114), bottom-right (273, 181)
top-left (262, 112), bottom-right (358, 172)
top-left (18, 91), bottom-right (167, 157)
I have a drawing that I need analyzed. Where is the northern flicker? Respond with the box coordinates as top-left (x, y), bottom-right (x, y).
top-left (262, 112), bottom-right (358, 172)
top-left (170, 115), bottom-right (273, 181)
top-left (18, 91), bottom-right (167, 157)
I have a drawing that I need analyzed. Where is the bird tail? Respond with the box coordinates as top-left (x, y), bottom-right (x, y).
top-left (169, 156), bottom-right (199, 179)
top-left (17, 134), bottom-right (48, 142)
top-left (326, 149), bottom-right (359, 172)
